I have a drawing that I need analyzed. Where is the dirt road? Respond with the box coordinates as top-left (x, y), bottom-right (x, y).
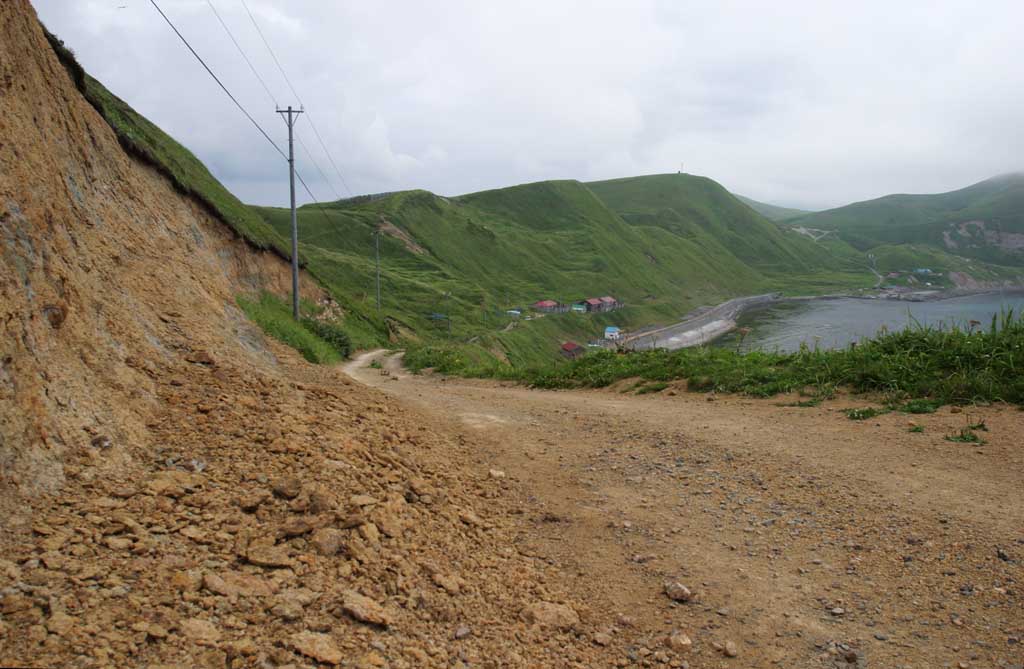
top-left (345, 351), bottom-right (1024, 668)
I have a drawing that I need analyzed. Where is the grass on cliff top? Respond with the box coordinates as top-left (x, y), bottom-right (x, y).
top-left (43, 25), bottom-right (287, 255)
top-left (81, 76), bottom-right (288, 255)
top-left (406, 311), bottom-right (1024, 406)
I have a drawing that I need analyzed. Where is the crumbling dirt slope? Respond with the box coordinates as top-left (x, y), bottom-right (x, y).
top-left (0, 2), bottom-right (625, 667)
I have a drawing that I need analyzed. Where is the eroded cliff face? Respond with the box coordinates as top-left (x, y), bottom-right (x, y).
top-left (0, 4), bottom-right (607, 667)
top-left (0, 0), bottom-right (321, 503)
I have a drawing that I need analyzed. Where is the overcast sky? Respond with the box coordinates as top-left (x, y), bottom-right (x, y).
top-left (35, 0), bottom-right (1024, 210)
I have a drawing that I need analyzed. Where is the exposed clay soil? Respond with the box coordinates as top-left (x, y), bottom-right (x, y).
top-left (0, 3), bottom-right (640, 667)
top-left (347, 351), bottom-right (1024, 668)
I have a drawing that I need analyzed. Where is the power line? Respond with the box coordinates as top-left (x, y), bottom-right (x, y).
top-left (240, 0), bottom-right (354, 198)
top-left (203, 0), bottom-right (342, 201)
top-left (149, 0), bottom-right (285, 160)
top-left (297, 134), bottom-right (343, 202)
top-left (151, 0), bottom-right (337, 242)
top-left (205, 0), bottom-right (278, 108)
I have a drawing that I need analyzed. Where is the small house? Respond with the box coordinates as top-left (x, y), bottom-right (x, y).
top-left (506, 309), bottom-right (521, 318)
top-left (571, 301), bottom-right (588, 313)
top-left (599, 296), bottom-right (619, 311)
top-left (604, 326), bottom-right (622, 341)
top-left (560, 341), bottom-right (585, 359)
top-left (584, 297), bottom-right (603, 312)
top-left (532, 299), bottom-right (561, 313)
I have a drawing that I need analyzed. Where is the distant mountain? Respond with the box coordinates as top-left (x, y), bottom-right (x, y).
top-left (789, 174), bottom-right (1024, 265)
top-left (733, 194), bottom-right (812, 221)
top-left (585, 174), bottom-right (848, 274)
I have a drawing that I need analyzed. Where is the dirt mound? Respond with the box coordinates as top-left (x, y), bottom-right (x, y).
top-left (0, 3), bottom-right (623, 666)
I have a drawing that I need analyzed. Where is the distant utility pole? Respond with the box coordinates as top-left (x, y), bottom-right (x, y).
top-left (374, 228), bottom-right (382, 311)
top-left (277, 105), bottom-right (304, 319)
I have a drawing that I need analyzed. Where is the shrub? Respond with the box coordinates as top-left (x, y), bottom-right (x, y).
top-left (301, 317), bottom-right (352, 358)
top-left (237, 293), bottom-right (341, 365)
top-left (844, 407), bottom-right (888, 420)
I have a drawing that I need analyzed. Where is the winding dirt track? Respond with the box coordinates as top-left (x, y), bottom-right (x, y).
top-left (345, 351), bottom-right (1024, 668)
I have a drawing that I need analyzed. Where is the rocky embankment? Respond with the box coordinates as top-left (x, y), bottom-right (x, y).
top-left (0, 2), bottom-right (635, 666)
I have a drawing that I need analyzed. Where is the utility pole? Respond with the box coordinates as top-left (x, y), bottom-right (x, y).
top-left (374, 228), bottom-right (382, 311)
top-left (277, 105), bottom-right (303, 319)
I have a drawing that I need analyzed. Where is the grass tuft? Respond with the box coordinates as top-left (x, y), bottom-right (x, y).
top-left (636, 382), bottom-right (670, 394)
top-left (844, 407), bottom-right (888, 421)
top-left (237, 292), bottom-right (350, 364)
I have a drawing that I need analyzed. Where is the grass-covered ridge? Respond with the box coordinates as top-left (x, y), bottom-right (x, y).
top-left (43, 26), bottom-right (288, 255)
top-left (733, 194), bottom-right (813, 222)
top-left (257, 175), bottom-right (876, 363)
top-left (408, 311), bottom-right (1024, 406)
top-left (789, 174), bottom-right (1024, 266)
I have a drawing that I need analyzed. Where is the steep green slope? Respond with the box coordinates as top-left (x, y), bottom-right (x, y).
top-left (734, 194), bottom-right (812, 221)
top-left (585, 173), bottom-right (865, 276)
top-left (791, 174), bottom-right (1024, 265)
top-left (43, 27), bottom-right (288, 255)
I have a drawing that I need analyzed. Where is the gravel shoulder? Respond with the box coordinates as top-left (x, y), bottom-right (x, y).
top-left (347, 350), bottom-right (1024, 668)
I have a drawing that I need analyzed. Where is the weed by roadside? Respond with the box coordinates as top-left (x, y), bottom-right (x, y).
top-left (945, 415), bottom-right (989, 444)
top-left (237, 292), bottom-right (351, 364)
top-left (844, 407), bottom-right (889, 420)
top-left (895, 398), bottom-right (943, 414)
top-left (946, 428), bottom-right (984, 444)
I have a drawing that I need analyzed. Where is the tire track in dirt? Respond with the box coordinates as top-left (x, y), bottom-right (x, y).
top-left (346, 351), bottom-right (1024, 668)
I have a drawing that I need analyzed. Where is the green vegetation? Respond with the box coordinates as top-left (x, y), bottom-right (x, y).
top-left (45, 31), bottom-right (1021, 370)
top-left (237, 292), bottom-right (350, 364)
top-left (636, 381), bottom-right (670, 394)
top-left (254, 175), bottom-right (875, 364)
top-left (896, 398), bottom-right (942, 414)
top-left (908, 425), bottom-right (925, 433)
top-left (733, 194), bottom-right (813, 222)
top-left (300, 317), bottom-right (352, 359)
top-left (967, 417), bottom-right (989, 431)
top-left (42, 26), bottom-right (288, 255)
top-left (789, 174), bottom-right (1024, 267)
top-left (411, 311), bottom-right (1024, 407)
top-left (844, 407), bottom-right (888, 420)
top-left (946, 427), bottom-right (984, 444)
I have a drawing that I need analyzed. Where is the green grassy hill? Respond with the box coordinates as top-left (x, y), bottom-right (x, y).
top-left (65, 31), bottom-right (1008, 366)
top-left (250, 174), bottom-right (878, 363)
top-left (789, 174), bottom-right (1024, 266)
top-left (586, 174), bottom-right (865, 277)
top-left (733, 194), bottom-right (812, 221)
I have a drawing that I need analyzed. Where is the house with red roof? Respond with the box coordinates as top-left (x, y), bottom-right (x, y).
top-left (531, 299), bottom-right (566, 313)
top-left (560, 341), bottom-right (585, 359)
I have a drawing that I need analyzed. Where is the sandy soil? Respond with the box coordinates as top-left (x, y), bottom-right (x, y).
top-left (346, 351), bottom-right (1024, 668)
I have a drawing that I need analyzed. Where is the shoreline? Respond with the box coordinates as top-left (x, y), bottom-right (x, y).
top-left (626, 286), bottom-right (1024, 351)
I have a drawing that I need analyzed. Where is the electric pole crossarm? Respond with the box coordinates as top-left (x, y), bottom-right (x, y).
top-left (276, 105), bottom-right (304, 320)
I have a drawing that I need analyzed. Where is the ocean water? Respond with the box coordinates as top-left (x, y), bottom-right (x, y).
top-left (715, 292), bottom-right (1024, 353)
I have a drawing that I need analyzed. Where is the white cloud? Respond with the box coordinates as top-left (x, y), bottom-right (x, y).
top-left (34, 0), bottom-right (1024, 209)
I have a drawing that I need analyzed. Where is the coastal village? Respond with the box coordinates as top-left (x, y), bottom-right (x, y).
top-left (508, 295), bottom-right (625, 358)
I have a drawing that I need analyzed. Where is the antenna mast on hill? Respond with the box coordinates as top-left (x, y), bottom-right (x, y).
top-left (277, 105), bottom-right (304, 319)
